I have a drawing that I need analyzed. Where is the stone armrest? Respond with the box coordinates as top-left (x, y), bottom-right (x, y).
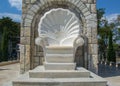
top-left (73, 36), bottom-right (84, 55)
top-left (35, 34), bottom-right (48, 47)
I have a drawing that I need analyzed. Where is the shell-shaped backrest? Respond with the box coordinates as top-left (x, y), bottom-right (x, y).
top-left (38, 8), bottom-right (81, 46)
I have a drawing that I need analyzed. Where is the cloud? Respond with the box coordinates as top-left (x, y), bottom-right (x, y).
top-left (0, 13), bottom-right (21, 22)
top-left (106, 13), bottom-right (120, 23)
top-left (8, 0), bottom-right (22, 10)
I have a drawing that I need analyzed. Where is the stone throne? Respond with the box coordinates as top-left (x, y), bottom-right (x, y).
top-left (35, 8), bottom-right (84, 70)
top-left (13, 8), bottom-right (107, 86)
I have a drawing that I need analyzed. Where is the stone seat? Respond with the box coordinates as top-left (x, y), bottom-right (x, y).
top-left (45, 46), bottom-right (73, 54)
top-left (45, 54), bottom-right (73, 63)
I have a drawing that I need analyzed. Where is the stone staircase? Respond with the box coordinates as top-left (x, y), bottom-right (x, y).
top-left (13, 46), bottom-right (107, 86)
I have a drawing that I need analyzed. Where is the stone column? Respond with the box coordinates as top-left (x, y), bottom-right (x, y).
top-left (20, 26), bottom-right (31, 73)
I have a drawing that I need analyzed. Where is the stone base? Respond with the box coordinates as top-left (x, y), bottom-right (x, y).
top-left (13, 66), bottom-right (107, 86)
top-left (29, 66), bottom-right (90, 78)
top-left (13, 78), bottom-right (106, 86)
top-left (44, 63), bottom-right (76, 70)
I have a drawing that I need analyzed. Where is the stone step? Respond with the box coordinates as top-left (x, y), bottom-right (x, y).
top-left (29, 70), bottom-right (90, 78)
top-left (45, 46), bottom-right (73, 54)
top-left (45, 54), bottom-right (74, 63)
top-left (44, 62), bottom-right (76, 70)
top-left (13, 78), bottom-right (107, 86)
top-left (12, 67), bottom-right (107, 86)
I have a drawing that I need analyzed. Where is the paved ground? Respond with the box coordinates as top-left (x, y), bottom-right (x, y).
top-left (98, 63), bottom-right (120, 86)
top-left (0, 63), bottom-right (120, 86)
top-left (0, 63), bottom-right (20, 86)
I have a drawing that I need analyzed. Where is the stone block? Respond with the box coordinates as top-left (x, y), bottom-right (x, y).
top-left (22, 14), bottom-right (26, 20)
top-left (26, 14), bottom-right (34, 20)
top-left (86, 27), bottom-right (92, 37)
top-left (85, 14), bottom-right (97, 21)
top-left (77, 1), bottom-right (82, 8)
top-left (36, 52), bottom-right (44, 57)
top-left (87, 37), bottom-right (92, 43)
top-left (86, 20), bottom-right (97, 29)
top-left (91, 4), bottom-right (96, 13)
top-left (73, 0), bottom-right (80, 6)
top-left (26, 45), bottom-right (31, 52)
top-left (94, 0), bottom-right (96, 3)
top-left (21, 37), bottom-right (30, 45)
top-left (20, 52), bottom-right (25, 74)
top-left (82, 8), bottom-right (89, 14)
top-left (30, 6), bottom-right (38, 13)
top-left (84, 11), bottom-right (91, 17)
top-left (24, 18), bottom-right (32, 23)
top-left (88, 0), bottom-right (94, 3)
top-left (40, 0), bottom-right (46, 5)
top-left (91, 55), bottom-right (98, 71)
top-left (79, 5), bottom-right (86, 11)
top-left (20, 45), bottom-right (25, 54)
top-left (81, 0), bottom-right (88, 3)
top-left (27, 10), bottom-right (35, 16)
top-left (24, 22), bottom-right (31, 27)
top-left (91, 28), bottom-right (97, 43)
top-left (24, 27), bottom-right (31, 37)
top-left (21, 27), bottom-right (24, 37)
top-left (88, 44), bottom-right (97, 54)
top-left (86, 4), bottom-right (90, 9)
top-left (25, 0), bottom-right (31, 3)
top-left (25, 50), bottom-right (30, 68)
top-left (31, 0), bottom-right (37, 3)
top-left (91, 44), bottom-right (98, 55)
top-left (33, 4), bottom-right (40, 10)
top-left (34, 56), bottom-right (40, 63)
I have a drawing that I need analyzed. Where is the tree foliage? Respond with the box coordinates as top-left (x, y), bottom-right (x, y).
top-left (0, 17), bottom-right (20, 62)
top-left (97, 8), bottom-right (119, 63)
top-left (107, 31), bottom-right (116, 62)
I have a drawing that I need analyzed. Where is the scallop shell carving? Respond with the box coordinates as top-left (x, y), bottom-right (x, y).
top-left (38, 8), bottom-right (81, 46)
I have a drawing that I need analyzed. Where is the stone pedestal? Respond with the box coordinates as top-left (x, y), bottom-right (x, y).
top-left (13, 46), bottom-right (107, 86)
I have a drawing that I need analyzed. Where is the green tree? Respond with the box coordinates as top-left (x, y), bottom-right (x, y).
top-left (97, 9), bottom-right (110, 61)
top-left (97, 8), bottom-right (118, 62)
top-left (1, 27), bottom-right (9, 61)
top-left (0, 17), bottom-right (20, 62)
top-left (107, 30), bottom-right (116, 62)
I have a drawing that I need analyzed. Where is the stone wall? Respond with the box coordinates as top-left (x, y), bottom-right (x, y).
top-left (21, 0), bottom-right (98, 73)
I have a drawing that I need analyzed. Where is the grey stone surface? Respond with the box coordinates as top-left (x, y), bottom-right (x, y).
top-left (12, 66), bottom-right (107, 86)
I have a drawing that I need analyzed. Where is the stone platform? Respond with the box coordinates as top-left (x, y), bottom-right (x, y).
top-left (13, 46), bottom-right (107, 86)
top-left (13, 66), bottom-right (107, 86)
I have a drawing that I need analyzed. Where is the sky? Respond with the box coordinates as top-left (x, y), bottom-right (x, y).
top-left (0, 0), bottom-right (120, 22)
top-left (97, 0), bottom-right (120, 23)
top-left (0, 0), bottom-right (21, 22)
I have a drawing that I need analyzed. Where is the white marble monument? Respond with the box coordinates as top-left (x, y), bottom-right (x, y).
top-left (13, 8), bottom-right (107, 86)
top-left (35, 8), bottom-right (84, 70)
top-left (13, 0), bottom-right (107, 86)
